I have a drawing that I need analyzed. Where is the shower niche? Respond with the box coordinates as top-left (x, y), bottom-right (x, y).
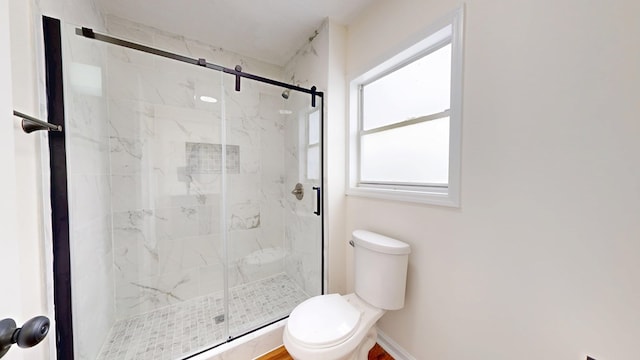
top-left (46, 16), bottom-right (323, 360)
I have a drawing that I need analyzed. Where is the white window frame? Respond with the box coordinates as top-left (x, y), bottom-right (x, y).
top-left (347, 6), bottom-right (464, 207)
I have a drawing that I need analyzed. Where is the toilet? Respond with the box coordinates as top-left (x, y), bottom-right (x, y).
top-left (283, 230), bottom-right (411, 360)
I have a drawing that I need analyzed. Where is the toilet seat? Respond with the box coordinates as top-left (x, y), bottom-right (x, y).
top-left (287, 294), bottom-right (361, 349)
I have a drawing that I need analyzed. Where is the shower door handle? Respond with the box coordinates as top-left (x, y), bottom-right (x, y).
top-left (312, 186), bottom-right (321, 216)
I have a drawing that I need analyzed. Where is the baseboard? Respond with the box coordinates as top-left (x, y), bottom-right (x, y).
top-left (376, 328), bottom-right (417, 360)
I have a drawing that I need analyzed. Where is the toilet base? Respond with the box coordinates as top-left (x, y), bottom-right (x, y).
top-left (354, 326), bottom-right (377, 360)
top-left (284, 326), bottom-right (376, 360)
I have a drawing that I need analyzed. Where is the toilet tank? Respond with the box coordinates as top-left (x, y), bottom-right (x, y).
top-left (352, 230), bottom-right (411, 310)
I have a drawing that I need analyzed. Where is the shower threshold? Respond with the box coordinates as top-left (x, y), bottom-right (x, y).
top-left (97, 273), bottom-right (308, 360)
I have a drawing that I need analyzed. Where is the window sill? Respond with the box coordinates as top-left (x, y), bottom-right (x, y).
top-left (346, 186), bottom-right (459, 207)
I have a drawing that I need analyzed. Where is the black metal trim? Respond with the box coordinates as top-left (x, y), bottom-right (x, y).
top-left (74, 27), bottom-right (324, 104)
top-left (234, 65), bottom-right (242, 92)
top-left (319, 95), bottom-right (325, 295)
top-left (313, 186), bottom-right (321, 216)
top-left (311, 86), bottom-right (317, 107)
top-left (44, 16), bottom-right (74, 360)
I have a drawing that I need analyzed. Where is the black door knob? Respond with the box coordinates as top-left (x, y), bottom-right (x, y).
top-left (0, 316), bottom-right (50, 359)
top-left (15, 316), bottom-right (50, 348)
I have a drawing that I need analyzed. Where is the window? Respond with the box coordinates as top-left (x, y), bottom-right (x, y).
top-left (306, 109), bottom-right (320, 180)
top-left (298, 108), bottom-right (321, 181)
top-left (347, 7), bottom-right (464, 206)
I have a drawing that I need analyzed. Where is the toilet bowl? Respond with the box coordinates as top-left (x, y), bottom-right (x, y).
top-left (283, 293), bottom-right (384, 360)
top-left (283, 230), bottom-right (411, 360)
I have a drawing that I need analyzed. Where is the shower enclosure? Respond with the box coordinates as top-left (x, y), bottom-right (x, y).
top-left (44, 17), bottom-right (323, 360)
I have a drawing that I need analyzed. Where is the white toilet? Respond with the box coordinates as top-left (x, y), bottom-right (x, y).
top-left (283, 230), bottom-right (411, 360)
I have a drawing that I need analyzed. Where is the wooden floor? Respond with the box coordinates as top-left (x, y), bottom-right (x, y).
top-left (257, 343), bottom-right (393, 360)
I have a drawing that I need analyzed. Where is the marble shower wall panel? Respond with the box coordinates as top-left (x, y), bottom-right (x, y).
top-left (255, 92), bottom-right (288, 280)
top-left (108, 85), bottom-right (224, 318)
top-left (224, 82), bottom-right (289, 287)
top-left (283, 20), bottom-right (329, 92)
top-left (63, 27), bottom-right (115, 360)
top-left (105, 32), bottom-right (227, 318)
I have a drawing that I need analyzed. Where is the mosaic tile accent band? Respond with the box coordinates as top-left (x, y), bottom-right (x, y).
top-left (186, 143), bottom-right (240, 174)
top-left (98, 273), bottom-right (308, 360)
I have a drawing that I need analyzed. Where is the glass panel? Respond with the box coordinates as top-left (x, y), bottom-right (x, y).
top-left (223, 78), bottom-right (322, 339)
top-left (361, 117), bottom-right (450, 184)
top-left (63, 23), bottom-right (226, 359)
top-left (63, 23), bottom-right (113, 360)
top-left (285, 90), bottom-right (322, 299)
top-left (362, 43), bottom-right (452, 130)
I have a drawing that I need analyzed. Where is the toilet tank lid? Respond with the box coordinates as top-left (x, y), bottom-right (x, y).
top-left (352, 230), bottom-right (411, 255)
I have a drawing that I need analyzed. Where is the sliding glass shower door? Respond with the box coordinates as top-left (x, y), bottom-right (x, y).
top-left (223, 76), bottom-right (323, 339)
top-left (56, 18), bottom-right (322, 360)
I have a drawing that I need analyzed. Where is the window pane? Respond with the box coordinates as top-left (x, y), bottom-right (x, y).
top-left (307, 145), bottom-right (320, 180)
top-left (308, 110), bottom-right (320, 145)
top-left (360, 118), bottom-right (449, 184)
top-left (362, 44), bottom-right (451, 131)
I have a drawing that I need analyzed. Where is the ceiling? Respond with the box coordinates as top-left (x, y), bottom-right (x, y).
top-left (95, 0), bottom-right (376, 66)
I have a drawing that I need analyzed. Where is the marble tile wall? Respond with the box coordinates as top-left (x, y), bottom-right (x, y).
top-left (282, 21), bottom-right (330, 296)
top-left (106, 53), bottom-right (226, 317)
top-left (63, 23), bottom-right (115, 360)
top-left (103, 17), bottom-right (302, 319)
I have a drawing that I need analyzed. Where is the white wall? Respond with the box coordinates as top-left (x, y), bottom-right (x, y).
top-left (1, 1), bottom-right (25, 360)
top-left (8, 4), bottom-right (48, 360)
top-left (345, 0), bottom-right (640, 359)
top-left (325, 22), bottom-right (347, 294)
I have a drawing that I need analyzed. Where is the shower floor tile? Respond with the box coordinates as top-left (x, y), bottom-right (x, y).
top-left (97, 273), bottom-right (309, 360)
